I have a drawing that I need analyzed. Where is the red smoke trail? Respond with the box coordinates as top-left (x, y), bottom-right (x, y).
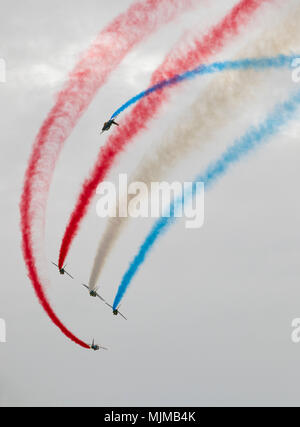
top-left (20, 0), bottom-right (197, 348)
top-left (59, 0), bottom-right (272, 269)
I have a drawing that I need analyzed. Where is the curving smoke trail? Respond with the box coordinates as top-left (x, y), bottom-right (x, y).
top-left (19, 0), bottom-right (198, 348)
top-left (113, 88), bottom-right (300, 308)
top-left (58, 0), bottom-right (272, 271)
top-left (90, 5), bottom-right (300, 290)
top-left (110, 56), bottom-right (298, 119)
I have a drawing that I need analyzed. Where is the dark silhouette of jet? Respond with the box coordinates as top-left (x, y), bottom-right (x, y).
top-left (101, 119), bottom-right (119, 134)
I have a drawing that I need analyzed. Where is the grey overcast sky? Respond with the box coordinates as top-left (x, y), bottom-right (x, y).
top-left (1, 0), bottom-right (300, 407)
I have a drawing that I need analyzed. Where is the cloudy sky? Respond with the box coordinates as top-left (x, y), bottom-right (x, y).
top-left (1, 0), bottom-right (300, 407)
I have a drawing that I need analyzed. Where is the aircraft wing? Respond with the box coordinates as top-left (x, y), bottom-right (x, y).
top-left (105, 302), bottom-right (113, 309)
top-left (51, 261), bottom-right (59, 268)
top-left (96, 293), bottom-right (106, 302)
top-left (119, 312), bottom-right (127, 321)
top-left (65, 270), bottom-right (74, 279)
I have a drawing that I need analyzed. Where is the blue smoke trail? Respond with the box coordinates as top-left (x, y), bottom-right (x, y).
top-left (110, 54), bottom-right (299, 119)
top-left (113, 88), bottom-right (300, 309)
